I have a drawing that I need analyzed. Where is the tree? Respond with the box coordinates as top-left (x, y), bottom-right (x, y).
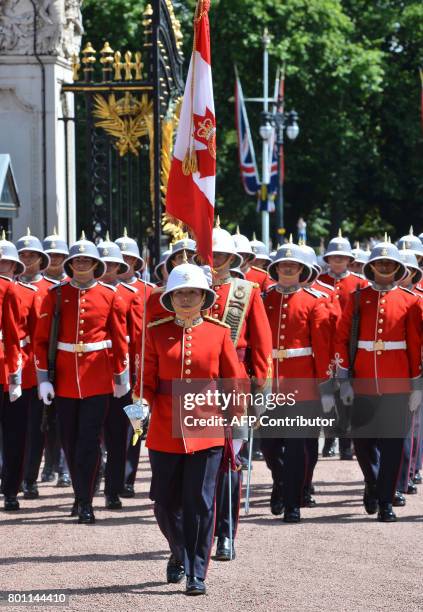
top-left (79, 0), bottom-right (423, 245)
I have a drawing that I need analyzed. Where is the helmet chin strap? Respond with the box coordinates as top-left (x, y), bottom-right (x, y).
top-left (213, 254), bottom-right (234, 273)
top-left (171, 293), bottom-right (206, 325)
top-left (369, 263), bottom-right (400, 281)
top-left (69, 261), bottom-right (98, 282)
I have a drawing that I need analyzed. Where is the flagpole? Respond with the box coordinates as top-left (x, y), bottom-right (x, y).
top-left (261, 29), bottom-right (271, 249)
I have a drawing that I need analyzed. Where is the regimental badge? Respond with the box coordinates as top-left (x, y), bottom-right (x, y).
top-left (285, 249), bottom-right (292, 257)
top-left (24, 239), bottom-right (30, 246)
top-left (51, 241), bottom-right (56, 249)
top-left (234, 287), bottom-right (245, 299)
top-left (381, 247), bottom-right (388, 256)
top-left (103, 248), bottom-right (109, 256)
top-left (79, 244), bottom-right (86, 252)
top-left (405, 241), bottom-right (410, 249)
top-left (183, 273), bottom-right (190, 281)
top-left (121, 242), bottom-right (128, 250)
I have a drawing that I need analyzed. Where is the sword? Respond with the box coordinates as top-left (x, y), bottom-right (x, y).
top-left (244, 427), bottom-right (253, 515)
top-left (228, 461), bottom-right (233, 560)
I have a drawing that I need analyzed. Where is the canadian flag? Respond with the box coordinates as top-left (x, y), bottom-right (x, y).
top-left (166, 0), bottom-right (215, 266)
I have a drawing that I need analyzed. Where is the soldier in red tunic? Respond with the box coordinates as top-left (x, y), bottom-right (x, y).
top-left (233, 227), bottom-right (273, 292)
top-left (34, 237), bottom-right (129, 524)
top-left (0, 237), bottom-right (25, 510)
top-left (132, 263), bottom-right (241, 595)
top-left (15, 230), bottom-right (53, 499)
top-left (262, 242), bottom-right (333, 522)
top-left (334, 239), bottom-right (422, 521)
top-left (196, 223), bottom-right (273, 560)
top-left (319, 230), bottom-right (368, 459)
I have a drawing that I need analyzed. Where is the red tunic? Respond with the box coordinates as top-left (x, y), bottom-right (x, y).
top-left (263, 287), bottom-right (332, 401)
top-left (15, 281), bottom-right (40, 389)
top-left (318, 271), bottom-right (368, 311)
top-left (245, 266), bottom-right (273, 292)
top-left (134, 317), bottom-right (242, 453)
top-left (34, 281), bottom-right (129, 398)
top-left (209, 280), bottom-right (273, 383)
top-left (146, 286), bottom-right (169, 324)
top-left (0, 276), bottom-right (22, 386)
top-left (116, 282), bottom-right (144, 385)
top-left (334, 285), bottom-right (422, 395)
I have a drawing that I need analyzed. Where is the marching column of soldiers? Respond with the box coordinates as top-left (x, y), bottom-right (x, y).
top-left (0, 222), bottom-right (422, 595)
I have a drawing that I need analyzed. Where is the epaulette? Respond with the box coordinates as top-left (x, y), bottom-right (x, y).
top-left (120, 281), bottom-right (137, 293)
top-left (43, 276), bottom-right (59, 285)
top-left (399, 286), bottom-right (415, 295)
top-left (138, 279), bottom-right (155, 288)
top-left (49, 281), bottom-right (68, 291)
top-left (316, 280), bottom-right (334, 291)
top-left (99, 281), bottom-right (117, 292)
top-left (203, 315), bottom-right (230, 328)
top-left (303, 287), bottom-right (321, 298)
top-left (147, 316), bottom-right (174, 328)
top-left (152, 285), bottom-right (165, 294)
top-left (17, 280), bottom-right (37, 291)
top-left (251, 266), bottom-right (266, 274)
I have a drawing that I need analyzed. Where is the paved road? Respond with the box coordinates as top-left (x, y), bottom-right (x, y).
top-left (1, 450), bottom-right (422, 612)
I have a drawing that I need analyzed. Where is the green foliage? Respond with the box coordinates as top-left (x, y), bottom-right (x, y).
top-left (80, 0), bottom-right (423, 246)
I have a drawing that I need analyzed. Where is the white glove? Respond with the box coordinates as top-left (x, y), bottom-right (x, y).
top-left (200, 265), bottom-right (213, 287)
top-left (233, 439), bottom-right (244, 456)
top-left (409, 390), bottom-right (423, 413)
top-left (8, 384), bottom-right (22, 403)
top-left (340, 381), bottom-right (354, 406)
top-left (321, 394), bottom-right (336, 414)
top-left (39, 381), bottom-right (55, 405)
top-left (114, 382), bottom-right (131, 399)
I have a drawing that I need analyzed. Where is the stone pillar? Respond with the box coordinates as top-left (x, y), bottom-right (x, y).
top-left (0, 0), bottom-right (83, 242)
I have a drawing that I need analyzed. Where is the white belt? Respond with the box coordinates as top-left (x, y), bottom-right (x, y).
top-left (358, 340), bottom-right (407, 352)
top-left (57, 340), bottom-right (112, 353)
top-left (20, 336), bottom-right (30, 348)
top-left (272, 347), bottom-right (312, 360)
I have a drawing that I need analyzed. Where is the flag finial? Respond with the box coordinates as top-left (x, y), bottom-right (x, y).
top-left (80, 230), bottom-right (86, 240)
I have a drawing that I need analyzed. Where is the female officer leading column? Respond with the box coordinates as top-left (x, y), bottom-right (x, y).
top-left (133, 262), bottom-right (242, 596)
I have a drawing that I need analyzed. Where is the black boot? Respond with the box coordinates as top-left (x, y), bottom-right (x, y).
top-left (322, 438), bottom-right (336, 457)
top-left (185, 576), bottom-right (206, 596)
top-left (270, 482), bottom-right (284, 516)
top-left (78, 502), bottom-right (95, 524)
top-left (105, 494), bottom-right (122, 509)
top-left (166, 554), bottom-right (185, 584)
top-left (393, 491), bottom-right (406, 507)
top-left (363, 481), bottom-right (378, 515)
top-left (302, 485), bottom-right (316, 508)
top-left (215, 536), bottom-right (235, 561)
top-left (283, 507), bottom-right (301, 523)
top-left (120, 484), bottom-right (135, 498)
top-left (4, 496), bottom-right (19, 511)
top-left (22, 481), bottom-right (39, 499)
top-left (377, 503), bottom-right (397, 522)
